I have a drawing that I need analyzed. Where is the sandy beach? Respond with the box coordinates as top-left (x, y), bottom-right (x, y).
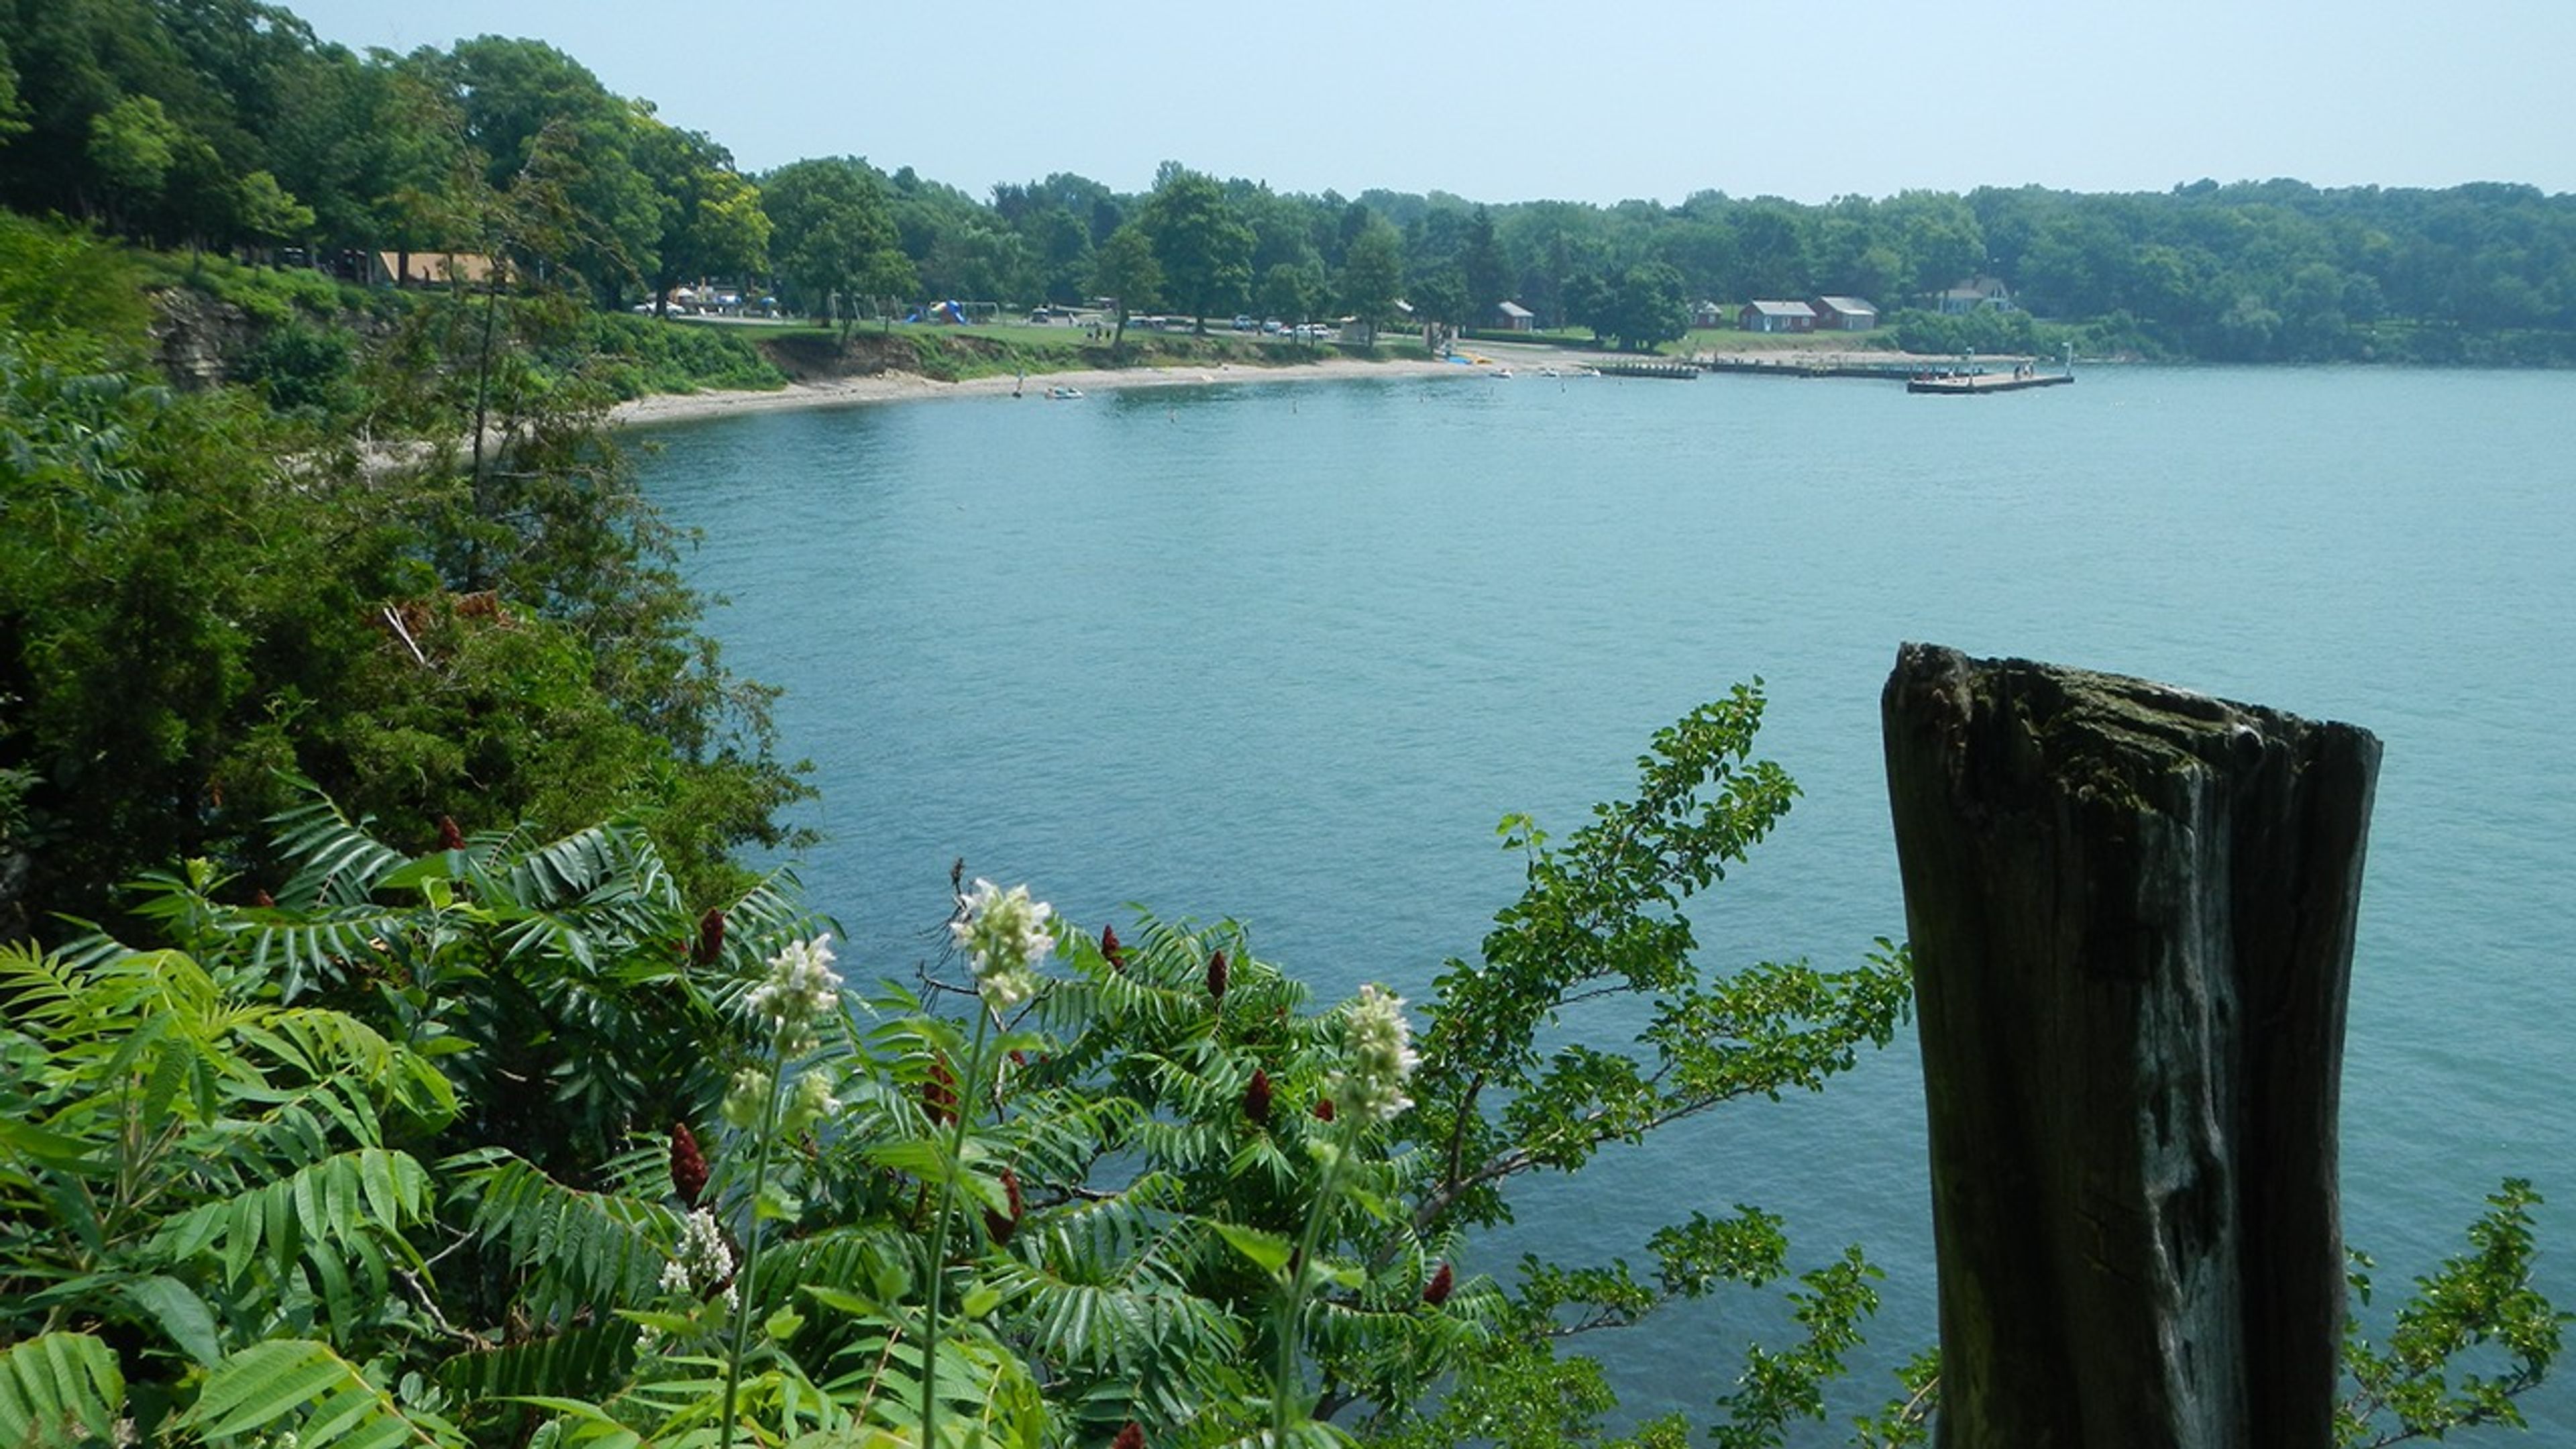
top-left (603, 338), bottom-right (1995, 429)
top-left (610, 352), bottom-right (1473, 428)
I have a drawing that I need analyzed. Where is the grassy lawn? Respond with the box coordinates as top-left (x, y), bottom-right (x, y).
top-left (1679, 327), bottom-right (1900, 354)
top-left (668, 316), bottom-right (830, 337)
top-left (1459, 324), bottom-right (1907, 357)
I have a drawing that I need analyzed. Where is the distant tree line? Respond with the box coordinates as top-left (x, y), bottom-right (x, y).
top-left (5, 0), bottom-right (2576, 362)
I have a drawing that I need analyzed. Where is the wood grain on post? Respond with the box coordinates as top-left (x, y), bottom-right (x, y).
top-left (1881, 644), bottom-right (2381, 1449)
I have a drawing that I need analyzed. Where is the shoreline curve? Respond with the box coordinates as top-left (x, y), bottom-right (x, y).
top-left (611, 354), bottom-right (1473, 428)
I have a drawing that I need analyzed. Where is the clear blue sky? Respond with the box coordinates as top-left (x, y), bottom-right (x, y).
top-left (285, 0), bottom-right (2575, 205)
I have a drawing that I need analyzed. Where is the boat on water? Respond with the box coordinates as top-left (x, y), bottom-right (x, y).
top-left (1046, 386), bottom-right (1084, 400)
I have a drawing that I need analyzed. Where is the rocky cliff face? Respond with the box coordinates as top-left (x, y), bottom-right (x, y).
top-left (148, 286), bottom-right (259, 390)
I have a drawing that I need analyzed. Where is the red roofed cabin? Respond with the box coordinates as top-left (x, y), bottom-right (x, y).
top-left (1738, 300), bottom-right (1817, 333)
top-left (1813, 296), bottom-right (1879, 331)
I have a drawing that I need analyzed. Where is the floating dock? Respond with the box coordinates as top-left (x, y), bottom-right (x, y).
top-left (1905, 371), bottom-right (2074, 396)
top-left (1687, 350), bottom-right (2076, 394)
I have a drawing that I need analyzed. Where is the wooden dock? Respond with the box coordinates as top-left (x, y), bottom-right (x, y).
top-left (1701, 357), bottom-right (1924, 380)
top-left (1905, 371), bottom-right (2074, 396)
top-left (1593, 359), bottom-right (1699, 379)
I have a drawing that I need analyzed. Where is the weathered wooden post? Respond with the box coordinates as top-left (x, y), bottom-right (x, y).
top-left (1881, 644), bottom-right (2381, 1449)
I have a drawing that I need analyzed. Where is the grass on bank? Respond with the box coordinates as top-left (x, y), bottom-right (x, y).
top-left (1678, 327), bottom-right (1907, 355)
top-left (1460, 324), bottom-right (1917, 359)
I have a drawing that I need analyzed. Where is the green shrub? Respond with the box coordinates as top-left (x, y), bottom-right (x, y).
top-left (0, 213), bottom-right (152, 351)
top-left (136, 250), bottom-right (370, 327)
top-left (235, 317), bottom-right (358, 420)
top-left (581, 313), bottom-right (787, 397)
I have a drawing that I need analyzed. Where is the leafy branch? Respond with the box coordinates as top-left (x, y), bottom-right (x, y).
top-left (2339, 1179), bottom-right (2569, 1446)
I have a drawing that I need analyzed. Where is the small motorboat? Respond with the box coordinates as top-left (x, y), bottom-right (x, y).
top-left (1046, 386), bottom-right (1084, 400)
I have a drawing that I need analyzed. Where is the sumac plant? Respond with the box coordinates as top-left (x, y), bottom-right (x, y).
top-left (1, 687), bottom-right (2549, 1446)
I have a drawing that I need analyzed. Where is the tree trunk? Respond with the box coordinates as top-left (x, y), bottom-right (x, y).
top-left (466, 274), bottom-right (504, 591)
top-left (1880, 643), bottom-right (2379, 1449)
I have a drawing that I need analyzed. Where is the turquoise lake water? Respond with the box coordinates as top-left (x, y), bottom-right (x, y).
top-left (636, 364), bottom-right (2576, 1434)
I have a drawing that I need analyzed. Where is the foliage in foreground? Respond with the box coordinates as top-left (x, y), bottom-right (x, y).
top-left (0, 692), bottom-right (1926, 1445)
top-left (1, 692), bottom-right (2559, 1447)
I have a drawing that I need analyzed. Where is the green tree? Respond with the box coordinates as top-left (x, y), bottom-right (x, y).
top-left (635, 118), bottom-right (770, 315)
top-left (1137, 163), bottom-right (1252, 332)
top-left (1608, 260), bottom-right (1692, 350)
top-left (1091, 219), bottom-right (1161, 348)
top-left (260, 45), bottom-right (468, 258)
top-left (1731, 201), bottom-right (1813, 299)
top-left (1462, 203), bottom-right (1509, 324)
top-left (2278, 260), bottom-right (2358, 359)
top-left (84, 93), bottom-right (185, 235)
top-left (0, 35), bottom-right (26, 144)
top-left (1652, 212), bottom-right (1741, 311)
top-left (919, 219), bottom-right (1034, 305)
top-left (1499, 200), bottom-right (1611, 329)
top-left (1260, 258), bottom-right (1328, 333)
top-left (992, 177), bottom-right (1103, 304)
top-left (1030, 204), bottom-right (1097, 304)
top-left (2215, 291), bottom-right (2284, 360)
top-left (435, 36), bottom-right (669, 303)
top-left (761, 156), bottom-right (913, 337)
top-left (231, 168), bottom-right (313, 250)
top-left (1567, 260), bottom-right (1691, 350)
top-left (1337, 215), bottom-right (1403, 345)
top-left (1880, 189), bottom-right (1987, 299)
top-left (0, 0), bottom-right (219, 217)
top-left (2019, 209), bottom-right (2130, 317)
top-left (1564, 266), bottom-right (1613, 343)
top-left (883, 163), bottom-right (999, 296)
top-left (1407, 259), bottom-right (1468, 343)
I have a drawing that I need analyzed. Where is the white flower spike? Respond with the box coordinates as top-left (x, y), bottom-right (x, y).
top-left (1334, 983), bottom-right (1419, 1124)
top-left (952, 878), bottom-right (1052, 1011)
